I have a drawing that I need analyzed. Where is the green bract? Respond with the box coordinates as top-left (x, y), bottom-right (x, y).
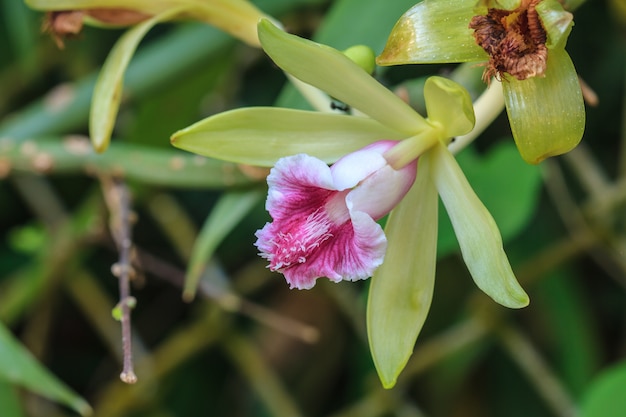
top-left (378, 0), bottom-right (585, 164)
top-left (172, 19), bottom-right (529, 388)
top-left (26, 0), bottom-right (269, 46)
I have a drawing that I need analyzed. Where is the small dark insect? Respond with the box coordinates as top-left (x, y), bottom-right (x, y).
top-left (330, 99), bottom-right (351, 113)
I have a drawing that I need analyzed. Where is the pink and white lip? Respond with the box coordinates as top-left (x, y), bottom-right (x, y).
top-left (255, 140), bottom-right (418, 289)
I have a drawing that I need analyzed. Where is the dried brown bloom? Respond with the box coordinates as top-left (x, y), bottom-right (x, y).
top-left (42, 8), bottom-right (151, 49)
top-left (469, 0), bottom-right (548, 82)
top-left (43, 11), bottom-right (85, 49)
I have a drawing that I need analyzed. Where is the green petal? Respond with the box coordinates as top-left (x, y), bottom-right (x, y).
top-left (367, 152), bottom-right (438, 389)
top-left (90, 7), bottom-right (186, 153)
top-left (257, 19), bottom-right (427, 135)
top-left (424, 76), bottom-right (475, 138)
top-left (430, 142), bottom-right (529, 308)
top-left (377, 0), bottom-right (486, 65)
top-left (503, 48), bottom-right (584, 164)
top-left (171, 107), bottom-right (407, 166)
top-left (537, 0), bottom-right (574, 49)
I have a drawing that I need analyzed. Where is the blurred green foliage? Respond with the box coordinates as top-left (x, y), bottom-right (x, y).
top-left (0, 0), bottom-right (625, 416)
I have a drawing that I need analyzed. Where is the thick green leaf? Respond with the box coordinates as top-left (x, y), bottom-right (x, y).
top-left (171, 107), bottom-right (406, 166)
top-left (438, 143), bottom-right (542, 257)
top-left (90, 7), bottom-right (187, 152)
top-left (502, 48), bottom-right (585, 164)
top-left (0, 322), bottom-right (91, 415)
top-left (183, 189), bottom-right (264, 300)
top-left (258, 19), bottom-right (428, 135)
top-left (424, 76), bottom-right (475, 138)
top-left (367, 152), bottom-right (438, 389)
top-left (581, 360), bottom-right (626, 417)
top-left (430, 142), bottom-right (529, 308)
top-left (377, 0), bottom-right (486, 65)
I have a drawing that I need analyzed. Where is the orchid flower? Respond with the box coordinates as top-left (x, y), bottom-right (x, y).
top-left (256, 141), bottom-right (417, 290)
top-left (25, 0), bottom-right (274, 153)
top-left (171, 19), bottom-right (529, 388)
top-left (377, 0), bottom-right (585, 164)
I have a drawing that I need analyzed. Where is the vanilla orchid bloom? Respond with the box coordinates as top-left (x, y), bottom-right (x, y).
top-left (256, 141), bottom-right (417, 290)
top-left (172, 19), bottom-right (529, 388)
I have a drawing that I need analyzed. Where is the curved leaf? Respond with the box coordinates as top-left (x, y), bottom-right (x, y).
top-left (430, 142), bottom-right (529, 308)
top-left (367, 152), bottom-right (438, 388)
top-left (0, 322), bottom-right (91, 416)
top-left (377, 0), bottom-right (486, 65)
top-left (90, 7), bottom-right (187, 152)
top-left (171, 107), bottom-right (407, 166)
top-left (257, 19), bottom-right (427, 135)
top-left (503, 48), bottom-right (584, 164)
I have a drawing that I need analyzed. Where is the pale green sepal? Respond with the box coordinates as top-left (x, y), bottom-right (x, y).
top-left (430, 142), bottom-right (529, 308)
top-left (424, 76), bottom-right (475, 138)
top-left (367, 153), bottom-right (438, 389)
top-left (183, 189), bottom-right (264, 301)
top-left (537, 0), bottom-right (574, 49)
top-left (257, 19), bottom-right (427, 135)
top-left (171, 107), bottom-right (406, 166)
top-left (0, 322), bottom-right (92, 416)
top-left (377, 0), bottom-right (486, 65)
top-left (502, 48), bottom-right (584, 164)
top-left (89, 7), bottom-right (187, 153)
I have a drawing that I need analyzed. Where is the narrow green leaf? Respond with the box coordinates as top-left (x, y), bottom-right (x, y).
top-left (377, 0), bottom-right (486, 65)
top-left (89, 7), bottom-right (187, 153)
top-left (367, 152), bottom-right (438, 389)
top-left (430, 142), bottom-right (529, 308)
top-left (0, 322), bottom-right (92, 416)
top-left (171, 107), bottom-right (407, 166)
top-left (424, 76), bottom-right (475, 138)
top-left (502, 48), bottom-right (585, 164)
top-left (183, 189), bottom-right (264, 300)
top-left (581, 360), bottom-right (626, 417)
top-left (257, 19), bottom-right (427, 135)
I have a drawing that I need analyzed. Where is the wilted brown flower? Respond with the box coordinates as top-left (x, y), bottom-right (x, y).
top-left (469, 0), bottom-right (548, 81)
